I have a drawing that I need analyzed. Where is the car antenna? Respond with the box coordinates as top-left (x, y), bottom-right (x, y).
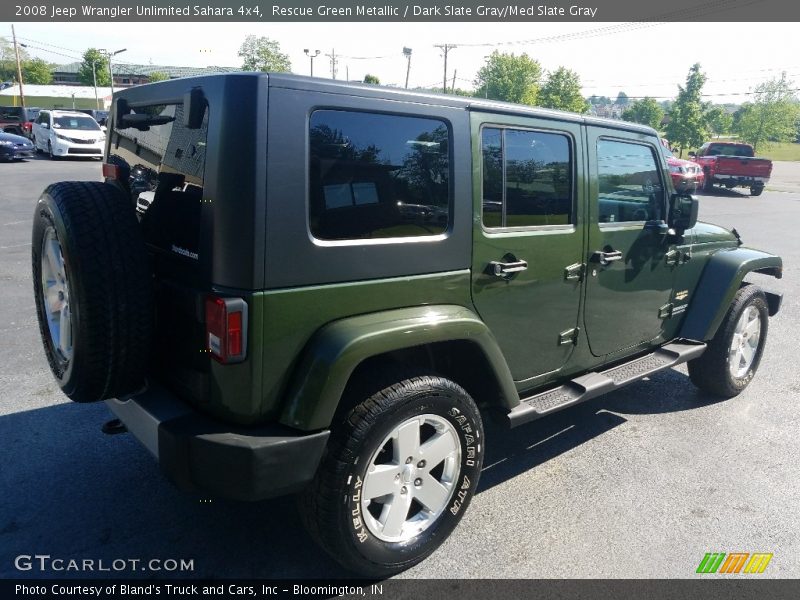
top-left (731, 228), bottom-right (743, 246)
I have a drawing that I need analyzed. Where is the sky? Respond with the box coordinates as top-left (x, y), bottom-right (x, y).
top-left (3, 21), bottom-right (800, 103)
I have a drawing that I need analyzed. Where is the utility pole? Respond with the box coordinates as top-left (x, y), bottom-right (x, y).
top-left (325, 48), bottom-right (338, 79)
top-left (403, 47), bottom-right (412, 89)
top-left (451, 69), bottom-right (457, 94)
top-left (11, 25), bottom-right (25, 109)
top-left (434, 44), bottom-right (456, 94)
top-left (101, 48), bottom-right (126, 96)
top-left (92, 61), bottom-right (100, 109)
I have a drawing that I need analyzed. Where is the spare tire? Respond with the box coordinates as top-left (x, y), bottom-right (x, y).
top-left (32, 181), bottom-right (153, 402)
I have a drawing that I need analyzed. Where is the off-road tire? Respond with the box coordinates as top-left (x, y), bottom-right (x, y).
top-left (688, 285), bottom-right (769, 398)
top-left (32, 181), bottom-right (153, 402)
top-left (750, 184), bottom-right (764, 197)
top-left (299, 372), bottom-right (484, 577)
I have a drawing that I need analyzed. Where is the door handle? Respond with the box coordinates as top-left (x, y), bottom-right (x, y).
top-left (488, 259), bottom-right (528, 277)
top-left (592, 249), bottom-right (623, 266)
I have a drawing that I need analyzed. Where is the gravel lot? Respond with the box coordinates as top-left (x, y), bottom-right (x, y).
top-left (1, 157), bottom-right (798, 580)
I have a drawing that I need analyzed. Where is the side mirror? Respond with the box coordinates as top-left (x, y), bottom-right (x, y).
top-left (688, 151), bottom-right (697, 158)
top-left (42, 123), bottom-right (49, 129)
top-left (668, 193), bottom-right (699, 234)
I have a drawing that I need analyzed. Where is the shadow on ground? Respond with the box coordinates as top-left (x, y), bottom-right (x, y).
top-left (0, 370), bottom-right (720, 579)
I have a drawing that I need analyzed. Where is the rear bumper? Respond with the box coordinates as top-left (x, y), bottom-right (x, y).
top-left (106, 384), bottom-right (330, 501)
top-left (711, 174), bottom-right (769, 186)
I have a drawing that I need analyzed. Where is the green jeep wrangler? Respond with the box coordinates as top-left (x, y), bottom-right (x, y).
top-left (31, 74), bottom-right (783, 576)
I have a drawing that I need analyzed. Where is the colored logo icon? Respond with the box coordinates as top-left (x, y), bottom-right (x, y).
top-left (697, 552), bottom-right (773, 574)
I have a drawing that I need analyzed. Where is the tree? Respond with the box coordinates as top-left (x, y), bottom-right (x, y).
top-left (537, 67), bottom-right (589, 113)
top-left (147, 71), bottom-right (169, 82)
top-left (238, 35), bottom-right (291, 72)
top-left (78, 49), bottom-right (110, 86)
top-left (1, 38), bottom-right (30, 82)
top-left (703, 105), bottom-right (733, 137)
top-left (22, 58), bottom-right (53, 84)
top-left (733, 74), bottom-right (800, 152)
top-left (615, 91), bottom-right (629, 107)
top-left (621, 97), bottom-right (664, 129)
top-left (363, 74), bottom-right (380, 84)
top-left (665, 63), bottom-right (709, 156)
top-left (474, 51), bottom-right (541, 105)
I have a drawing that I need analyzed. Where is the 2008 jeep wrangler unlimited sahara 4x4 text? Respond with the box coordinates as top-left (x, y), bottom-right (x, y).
top-left (32, 74), bottom-right (783, 577)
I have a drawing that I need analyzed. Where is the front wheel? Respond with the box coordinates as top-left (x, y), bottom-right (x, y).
top-left (299, 373), bottom-right (484, 577)
top-left (688, 285), bottom-right (769, 397)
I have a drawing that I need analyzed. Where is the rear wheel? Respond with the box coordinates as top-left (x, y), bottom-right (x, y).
top-left (32, 181), bottom-right (153, 402)
top-left (299, 372), bottom-right (484, 577)
top-left (688, 285), bottom-right (769, 398)
top-left (750, 184), bottom-right (764, 196)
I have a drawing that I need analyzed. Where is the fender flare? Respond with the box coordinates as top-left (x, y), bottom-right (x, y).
top-left (279, 305), bottom-right (518, 431)
top-left (680, 247), bottom-right (782, 341)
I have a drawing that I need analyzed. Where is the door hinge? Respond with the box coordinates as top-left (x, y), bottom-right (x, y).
top-left (658, 303), bottom-right (673, 319)
top-left (559, 327), bottom-right (580, 345)
top-left (564, 262), bottom-right (584, 282)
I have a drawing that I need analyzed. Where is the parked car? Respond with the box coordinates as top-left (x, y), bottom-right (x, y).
top-left (32, 110), bottom-right (105, 159)
top-left (0, 106), bottom-right (41, 138)
top-left (76, 108), bottom-right (109, 127)
top-left (691, 142), bottom-right (772, 196)
top-left (31, 74), bottom-right (783, 577)
top-left (0, 130), bottom-right (35, 161)
top-left (660, 138), bottom-right (705, 193)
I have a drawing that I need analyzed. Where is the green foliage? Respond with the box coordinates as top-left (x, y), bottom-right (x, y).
top-left (665, 63), bottom-right (709, 154)
top-left (22, 58), bottom-right (53, 84)
top-left (474, 51), bottom-right (541, 105)
top-left (621, 97), bottom-right (664, 129)
top-left (238, 35), bottom-right (291, 73)
top-left (589, 95), bottom-right (612, 106)
top-left (78, 49), bottom-right (110, 86)
top-left (147, 71), bottom-right (169, 82)
top-left (703, 105), bottom-right (733, 136)
top-left (733, 74), bottom-right (800, 152)
top-left (363, 74), bottom-right (380, 84)
top-left (0, 38), bottom-right (30, 81)
top-left (537, 67), bottom-right (589, 113)
top-left (615, 91), bottom-right (629, 106)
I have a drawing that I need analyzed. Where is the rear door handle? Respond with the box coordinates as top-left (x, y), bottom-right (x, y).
top-left (489, 259), bottom-right (528, 277)
top-left (592, 249), bottom-right (623, 266)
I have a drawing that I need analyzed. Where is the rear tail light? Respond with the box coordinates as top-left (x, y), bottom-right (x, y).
top-left (204, 296), bottom-right (248, 364)
top-left (102, 162), bottom-right (120, 180)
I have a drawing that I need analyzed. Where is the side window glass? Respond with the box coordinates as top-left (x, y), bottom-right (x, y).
top-left (596, 140), bottom-right (665, 223)
top-left (309, 110), bottom-right (450, 241)
top-left (482, 127), bottom-right (573, 228)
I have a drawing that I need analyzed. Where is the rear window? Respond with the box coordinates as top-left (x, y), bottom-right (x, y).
top-left (706, 144), bottom-right (754, 157)
top-left (110, 103), bottom-right (209, 261)
top-left (309, 110), bottom-right (450, 241)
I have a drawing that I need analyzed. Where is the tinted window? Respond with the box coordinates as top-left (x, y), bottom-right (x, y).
top-left (482, 127), bottom-right (573, 228)
top-left (597, 140), bottom-right (664, 223)
top-left (309, 110), bottom-right (450, 241)
top-left (110, 103), bottom-right (208, 260)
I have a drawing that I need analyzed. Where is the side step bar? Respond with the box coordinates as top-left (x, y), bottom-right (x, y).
top-left (506, 342), bottom-right (706, 428)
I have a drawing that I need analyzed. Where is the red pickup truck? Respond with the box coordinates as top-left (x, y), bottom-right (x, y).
top-left (690, 142), bottom-right (772, 196)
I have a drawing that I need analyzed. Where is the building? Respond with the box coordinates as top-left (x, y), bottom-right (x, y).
top-left (52, 62), bottom-right (239, 88)
top-left (0, 84), bottom-right (113, 109)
